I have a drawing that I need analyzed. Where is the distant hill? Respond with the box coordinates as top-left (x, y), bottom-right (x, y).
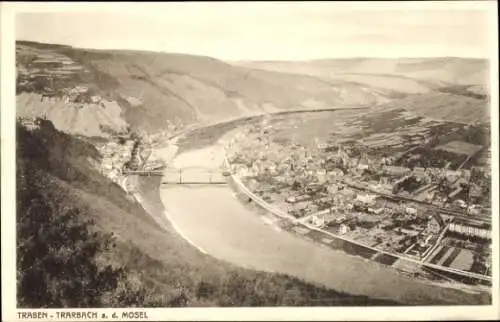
top-left (238, 57), bottom-right (489, 88)
top-left (16, 41), bottom-right (491, 136)
top-left (237, 57), bottom-right (490, 124)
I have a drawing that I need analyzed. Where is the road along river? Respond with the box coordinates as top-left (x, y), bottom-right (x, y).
top-left (158, 136), bottom-right (490, 305)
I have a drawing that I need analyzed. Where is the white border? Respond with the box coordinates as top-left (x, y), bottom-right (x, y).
top-left (1, 2), bottom-right (499, 321)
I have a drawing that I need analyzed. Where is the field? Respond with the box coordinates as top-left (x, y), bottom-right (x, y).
top-left (260, 110), bottom-right (366, 147)
top-left (434, 140), bottom-right (483, 156)
top-left (374, 92), bottom-right (489, 125)
top-left (175, 116), bottom-right (262, 153)
top-left (448, 249), bottom-right (475, 271)
top-left (426, 232), bottom-right (491, 276)
top-left (258, 108), bottom-right (490, 166)
top-left (429, 245), bottom-right (477, 272)
top-left (397, 146), bottom-right (468, 170)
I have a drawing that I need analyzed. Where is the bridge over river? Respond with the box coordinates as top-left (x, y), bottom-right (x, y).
top-left (125, 166), bottom-right (231, 184)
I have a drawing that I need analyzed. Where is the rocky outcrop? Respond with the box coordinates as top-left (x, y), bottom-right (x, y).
top-left (16, 92), bottom-right (128, 137)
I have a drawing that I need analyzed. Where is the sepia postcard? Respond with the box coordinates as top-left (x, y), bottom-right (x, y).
top-left (1, 1), bottom-right (499, 321)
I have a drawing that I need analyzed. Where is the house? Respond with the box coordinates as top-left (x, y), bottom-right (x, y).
top-left (323, 214), bottom-right (346, 225)
top-left (378, 176), bottom-right (390, 185)
top-left (285, 195), bottom-right (302, 204)
top-left (19, 117), bottom-right (41, 131)
top-left (394, 174), bottom-right (412, 186)
top-left (317, 143), bottom-right (329, 150)
top-left (423, 234), bottom-right (433, 247)
top-left (101, 163), bottom-right (113, 172)
top-left (329, 168), bottom-right (345, 177)
top-left (327, 184), bottom-right (340, 194)
top-left (312, 208), bottom-right (333, 218)
top-left (397, 227), bottom-right (418, 236)
top-left (107, 170), bottom-right (118, 181)
top-left (310, 215), bottom-right (325, 227)
top-left (335, 215), bottom-right (347, 224)
top-left (101, 157), bottom-right (113, 168)
top-left (469, 185), bottom-right (482, 199)
top-left (423, 190), bottom-right (436, 201)
top-left (467, 206), bottom-right (481, 216)
top-left (454, 199), bottom-right (467, 208)
top-left (413, 167), bottom-right (426, 177)
top-left (426, 218), bottom-right (441, 233)
top-left (107, 141), bottom-right (119, 149)
top-left (317, 169), bottom-right (327, 183)
top-left (306, 204), bottom-right (319, 213)
top-left (384, 165), bottom-right (408, 176)
top-left (446, 170), bottom-right (460, 182)
top-left (340, 188), bottom-right (356, 198)
top-left (237, 166), bottom-right (251, 177)
top-left (356, 193), bottom-right (377, 205)
top-left (338, 224), bottom-right (350, 235)
top-left (357, 163), bottom-right (369, 170)
top-left (405, 207), bottom-right (418, 215)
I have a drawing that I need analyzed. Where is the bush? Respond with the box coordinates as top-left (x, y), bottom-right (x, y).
top-left (16, 166), bottom-right (148, 307)
top-left (16, 121), bottom-right (148, 308)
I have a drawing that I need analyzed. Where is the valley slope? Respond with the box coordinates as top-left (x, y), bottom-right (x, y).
top-left (17, 41), bottom-right (490, 138)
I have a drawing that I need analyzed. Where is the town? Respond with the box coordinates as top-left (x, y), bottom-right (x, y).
top-left (224, 110), bottom-right (492, 283)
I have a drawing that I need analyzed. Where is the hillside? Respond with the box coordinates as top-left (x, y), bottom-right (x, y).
top-left (16, 41), bottom-right (406, 136)
top-left (374, 92), bottom-right (489, 125)
top-left (17, 42), bottom-right (490, 135)
top-left (237, 57), bottom-right (489, 87)
top-left (16, 92), bottom-right (129, 137)
top-left (16, 119), bottom-right (400, 307)
top-left (237, 58), bottom-right (490, 124)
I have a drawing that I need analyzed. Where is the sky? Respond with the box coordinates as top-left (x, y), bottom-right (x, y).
top-left (14, 2), bottom-right (497, 61)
